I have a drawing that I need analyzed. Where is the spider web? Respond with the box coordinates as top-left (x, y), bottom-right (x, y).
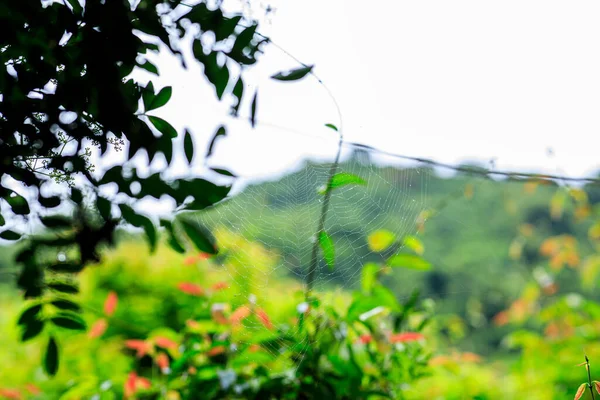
top-left (194, 136), bottom-right (436, 370)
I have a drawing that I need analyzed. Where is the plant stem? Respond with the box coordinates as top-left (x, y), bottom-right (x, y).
top-left (587, 356), bottom-right (596, 400)
top-left (305, 136), bottom-right (343, 299)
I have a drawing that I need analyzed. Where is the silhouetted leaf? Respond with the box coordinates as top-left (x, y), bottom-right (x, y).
top-left (119, 204), bottom-right (157, 252)
top-left (96, 196), bottom-right (112, 221)
top-left (318, 231), bottom-right (335, 270)
top-left (184, 130), bottom-right (194, 164)
top-left (271, 65), bottom-right (313, 81)
top-left (40, 216), bottom-right (71, 229)
top-left (251, 91), bottom-right (257, 127)
top-left (47, 263), bottom-right (84, 273)
top-left (160, 219), bottom-right (186, 254)
top-left (50, 299), bottom-right (81, 312)
top-left (0, 230), bottom-right (21, 241)
top-left (50, 313), bottom-right (86, 331)
top-left (44, 337), bottom-right (58, 376)
top-left (179, 218), bottom-right (217, 254)
top-left (48, 282), bottom-right (79, 294)
top-left (21, 320), bottom-right (44, 341)
top-left (210, 168), bottom-right (236, 177)
top-left (39, 195), bottom-right (61, 208)
top-left (6, 192), bottom-right (30, 215)
top-left (18, 304), bottom-right (42, 326)
top-left (148, 116), bottom-right (177, 138)
top-left (207, 126), bottom-right (226, 157)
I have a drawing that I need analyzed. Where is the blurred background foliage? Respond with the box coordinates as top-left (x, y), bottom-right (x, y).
top-left (2, 159), bottom-right (600, 399)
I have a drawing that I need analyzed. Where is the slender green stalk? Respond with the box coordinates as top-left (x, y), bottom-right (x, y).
top-left (305, 136), bottom-right (343, 299)
top-left (587, 356), bottom-right (596, 400)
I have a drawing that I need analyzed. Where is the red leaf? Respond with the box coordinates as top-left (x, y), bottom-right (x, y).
top-left (358, 334), bottom-right (372, 344)
top-left (574, 383), bottom-right (587, 400)
top-left (255, 307), bottom-right (273, 330)
top-left (124, 372), bottom-right (137, 399)
top-left (125, 340), bottom-right (152, 358)
top-left (389, 332), bottom-right (425, 343)
top-left (104, 291), bottom-right (118, 316)
top-left (177, 282), bottom-right (205, 296)
top-left (0, 389), bottom-right (21, 400)
top-left (89, 319), bottom-right (108, 338)
top-left (156, 353), bottom-right (170, 371)
top-left (154, 336), bottom-right (178, 350)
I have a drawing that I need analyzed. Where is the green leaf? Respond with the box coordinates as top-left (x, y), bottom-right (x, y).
top-left (21, 319), bottom-right (44, 341)
top-left (143, 81), bottom-right (155, 112)
top-left (271, 65), bottom-right (313, 81)
top-left (325, 123), bottom-right (338, 131)
top-left (403, 235), bottom-right (424, 255)
top-left (138, 59), bottom-right (159, 75)
top-left (361, 263), bottom-right (380, 293)
top-left (179, 218), bottom-right (217, 254)
top-left (367, 230), bottom-right (396, 252)
top-left (18, 304), bottom-right (42, 326)
top-left (148, 116), bottom-right (177, 139)
top-left (250, 90), bottom-right (258, 128)
top-left (48, 282), bottom-right (79, 294)
top-left (0, 230), bottom-right (21, 241)
top-left (318, 231), bottom-right (335, 270)
top-left (319, 173), bottom-right (367, 194)
top-left (184, 130), bottom-right (194, 164)
top-left (207, 126), bottom-right (226, 157)
top-left (148, 86), bottom-right (172, 111)
top-left (50, 299), bottom-right (81, 312)
top-left (71, 188), bottom-right (83, 204)
top-left (65, 0), bottom-right (83, 15)
top-left (119, 204), bottom-right (157, 252)
top-left (40, 215), bottom-right (71, 229)
top-left (44, 337), bottom-right (59, 376)
top-left (0, 214), bottom-right (4, 226)
top-left (50, 313), bottom-right (86, 331)
top-left (6, 192), bottom-right (30, 215)
top-left (387, 253), bottom-right (431, 270)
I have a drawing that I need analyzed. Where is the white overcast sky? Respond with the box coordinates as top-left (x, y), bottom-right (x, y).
top-left (130, 0), bottom-right (600, 184)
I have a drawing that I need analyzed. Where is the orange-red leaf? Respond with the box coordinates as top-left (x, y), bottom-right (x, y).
top-left (125, 340), bottom-right (152, 358)
top-left (0, 389), bottom-right (21, 400)
top-left (177, 282), bottom-right (204, 296)
top-left (574, 383), bottom-right (587, 400)
top-left (230, 305), bottom-right (251, 325)
top-left (255, 307), bottom-right (273, 330)
top-left (207, 345), bottom-right (226, 357)
top-left (594, 381), bottom-right (600, 395)
top-left (389, 332), bottom-right (425, 343)
top-left (89, 318), bottom-right (108, 338)
top-left (212, 281), bottom-right (229, 291)
top-left (156, 353), bottom-right (170, 371)
top-left (124, 372), bottom-right (137, 399)
top-left (104, 291), bottom-right (118, 316)
top-left (154, 336), bottom-right (178, 350)
top-left (358, 334), bottom-right (372, 344)
top-left (25, 384), bottom-right (40, 396)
